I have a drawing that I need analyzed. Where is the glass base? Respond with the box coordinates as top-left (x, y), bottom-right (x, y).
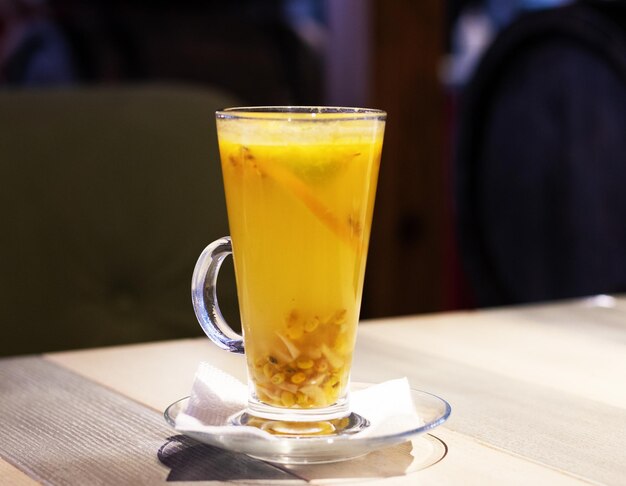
top-left (230, 411), bottom-right (370, 438)
top-left (246, 394), bottom-right (350, 422)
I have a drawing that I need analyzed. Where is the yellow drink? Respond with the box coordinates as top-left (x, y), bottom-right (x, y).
top-left (217, 110), bottom-right (385, 412)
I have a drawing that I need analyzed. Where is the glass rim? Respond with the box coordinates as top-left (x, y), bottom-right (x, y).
top-left (216, 106), bottom-right (386, 121)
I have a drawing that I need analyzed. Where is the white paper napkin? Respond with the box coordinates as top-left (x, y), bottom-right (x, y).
top-left (175, 362), bottom-right (424, 441)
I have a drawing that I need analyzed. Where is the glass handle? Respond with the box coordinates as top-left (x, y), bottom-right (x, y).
top-left (191, 236), bottom-right (244, 354)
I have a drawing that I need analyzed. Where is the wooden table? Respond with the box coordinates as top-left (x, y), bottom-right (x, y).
top-left (1, 295), bottom-right (625, 485)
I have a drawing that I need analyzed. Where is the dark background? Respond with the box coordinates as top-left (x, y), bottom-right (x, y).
top-left (1, 0), bottom-right (583, 325)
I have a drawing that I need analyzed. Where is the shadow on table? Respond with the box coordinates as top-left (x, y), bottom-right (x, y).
top-left (158, 434), bottom-right (447, 482)
top-left (158, 436), bottom-right (292, 482)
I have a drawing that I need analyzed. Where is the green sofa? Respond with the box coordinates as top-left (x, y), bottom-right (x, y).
top-left (0, 85), bottom-right (241, 356)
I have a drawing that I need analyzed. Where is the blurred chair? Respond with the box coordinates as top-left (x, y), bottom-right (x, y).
top-left (0, 85), bottom-right (240, 356)
top-left (455, 1), bottom-right (626, 306)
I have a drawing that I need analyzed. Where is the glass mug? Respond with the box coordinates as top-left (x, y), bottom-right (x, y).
top-left (192, 107), bottom-right (386, 426)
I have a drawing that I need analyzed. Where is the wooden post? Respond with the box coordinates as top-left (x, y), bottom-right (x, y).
top-left (364, 0), bottom-right (447, 317)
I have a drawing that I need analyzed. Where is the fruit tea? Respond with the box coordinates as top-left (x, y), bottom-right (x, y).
top-left (217, 110), bottom-right (385, 412)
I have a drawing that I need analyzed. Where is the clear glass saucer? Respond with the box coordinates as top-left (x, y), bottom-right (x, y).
top-left (164, 383), bottom-right (451, 465)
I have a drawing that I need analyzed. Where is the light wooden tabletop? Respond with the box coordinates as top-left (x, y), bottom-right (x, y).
top-left (1, 295), bottom-right (625, 485)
